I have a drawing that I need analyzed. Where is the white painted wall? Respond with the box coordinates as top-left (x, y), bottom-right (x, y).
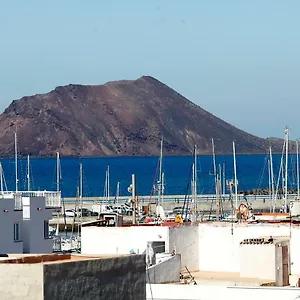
top-left (22, 197), bottom-right (53, 254)
top-left (290, 226), bottom-right (300, 276)
top-left (240, 244), bottom-right (276, 280)
top-left (147, 284), bottom-right (300, 300)
top-left (198, 223), bottom-right (290, 273)
top-left (169, 225), bottom-right (199, 271)
top-left (0, 264), bottom-right (43, 300)
top-left (81, 226), bottom-right (169, 255)
top-left (0, 198), bottom-right (23, 253)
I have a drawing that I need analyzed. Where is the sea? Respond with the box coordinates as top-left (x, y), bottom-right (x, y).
top-left (0, 154), bottom-right (298, 198)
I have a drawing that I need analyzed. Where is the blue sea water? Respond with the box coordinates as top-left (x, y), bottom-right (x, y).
top-left (0, 154), bottom-right (298, 198)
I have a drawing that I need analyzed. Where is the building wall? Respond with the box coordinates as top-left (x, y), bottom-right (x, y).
top-left (147, 284), bottom-right (300, 300)
top-left (290, 226), bottom-right (300, 275)
top-left (0, 198), bottom-right (23, 253)
top-left (22, 197), bottom-right (53, 254)
top-left (81, 226), bottom-right (169, 255)
top-left (0, 264), bottom-right (43, 300)
top-left (169, 225), bottom-right (199, 271)
top-left (198, 223), bottom-right (290, 273)
top-left (239, 244), bottom-right (276, 280)
top-left (43, 255), bottom-right (146, 300)
top-left (147, 254), bottom-right (181, 284)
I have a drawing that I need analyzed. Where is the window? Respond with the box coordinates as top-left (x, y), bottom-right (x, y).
top-left (44, 220), bottom-right (49, 239)
top-left (13, 223), bottom-right (20, 241)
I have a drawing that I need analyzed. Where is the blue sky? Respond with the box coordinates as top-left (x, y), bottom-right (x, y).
top-left (0, 0), bottom-right (299, 138)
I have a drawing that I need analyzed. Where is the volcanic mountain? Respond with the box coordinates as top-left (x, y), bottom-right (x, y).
top-left (0, 76), bottom-right (283, 157)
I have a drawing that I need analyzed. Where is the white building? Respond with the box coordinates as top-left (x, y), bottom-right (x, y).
top-left (0, 191), bottom-right (61, 254)
top-left (81, 221), bottom-right (300, 286)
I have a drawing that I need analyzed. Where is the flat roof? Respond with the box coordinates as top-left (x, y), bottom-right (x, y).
top-left (182, 271), bottom-right (274, 287)
top-left (0, 253), bottom-right (134, 265)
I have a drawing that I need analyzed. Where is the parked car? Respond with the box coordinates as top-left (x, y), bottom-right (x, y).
top-left (77, 208), bottom-right (92, 217)
top-left (64, 209), bottom-right (77, 217)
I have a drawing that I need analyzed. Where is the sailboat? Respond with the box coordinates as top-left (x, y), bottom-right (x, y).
top-left (155, 139), bottom-right (166, 220)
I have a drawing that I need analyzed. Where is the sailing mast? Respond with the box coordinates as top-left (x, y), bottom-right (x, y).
top-left (56, 152), bottom-right (60, 192)
top-left (222, 162), bottom-right (226, 195)
top-left (107, 164), bottom-right (110, 202)
top-left (0, 163), bottom-right (4, 195)
top-left (55, 152), bottom-right (60, 236)
top-left (79, 163), bottom-right (83, 234)
top-left (158, 138), bottom-right (163, 207)
top-left (212, 138), bottom-right (218, 198)
top-left (296, 139), bottom-right (299, 198)
top-left (14, 132), bottom-right (18, 192)
top-left (26, 155), bottom-right (30, 191)
top-left (284, 127), bottom-right (289, 212)
top-left (269, 147), bottom-right (275, 209)
top-left (116, 181), bottom-right (120, 204)
top-left (104, 165), bottom-right (110, 203)
top-left (191, 145), bottom-right (197, 222)
top-left (233, 141), bottom-right (238, 210)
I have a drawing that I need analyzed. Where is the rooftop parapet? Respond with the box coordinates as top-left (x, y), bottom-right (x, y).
top-left (3, 191), bottom-right (62, 210)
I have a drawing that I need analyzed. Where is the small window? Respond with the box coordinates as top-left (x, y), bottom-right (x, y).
top-left (44, 220), bottom-right (49, 239)
top-left (13, 223), bottom-right (20, 241)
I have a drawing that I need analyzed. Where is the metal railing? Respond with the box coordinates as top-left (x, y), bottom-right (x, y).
top-left (8, 191), bottom-right (61, 210)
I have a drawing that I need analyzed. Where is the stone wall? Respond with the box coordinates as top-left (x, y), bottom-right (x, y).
top-left (43, 254), bottom-right (146, 300)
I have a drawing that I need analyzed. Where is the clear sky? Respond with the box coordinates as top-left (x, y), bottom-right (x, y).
top-left (0, 0), bottom-right (299, 138)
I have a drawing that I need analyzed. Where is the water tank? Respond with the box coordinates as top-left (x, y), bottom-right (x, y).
top-left (290, 197), bottom-right (300, 217)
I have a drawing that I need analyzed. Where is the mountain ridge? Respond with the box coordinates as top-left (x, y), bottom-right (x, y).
top-left (0, 76), bottom-right (287, 158)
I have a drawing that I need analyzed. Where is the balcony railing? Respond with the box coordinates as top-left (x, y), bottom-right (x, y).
top-left (12, 191), bottom-right (61, 210)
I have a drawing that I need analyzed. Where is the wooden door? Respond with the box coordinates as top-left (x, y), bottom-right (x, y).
top-left (282, 245), bottom-right (289, 286)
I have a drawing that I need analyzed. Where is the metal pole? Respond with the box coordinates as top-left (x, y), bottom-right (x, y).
top-left (0, 163), bottom-right (3, 195)
top-left (284, 127), bottom-right (289, 212)
top-left (233, 141), bottom-right (238, 210)
top-left (107, 164), bottom-right (110, 202)
top-left (269, 147), bottom-right (275, 208)
top-left (56, 152), bottom-right (60, 192)
top-left (14, 132), bottom-right (18, 192)
top-left (27, 155), bottom-right (30, 191)
top-left (132, 174), bottom-right (136, 225)
top-left (80, 163), bottom-right (83, 233)
top-left (297, 139), bottom-right (300, 198)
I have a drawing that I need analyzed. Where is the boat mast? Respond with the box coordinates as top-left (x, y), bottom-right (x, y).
top-left (233, 141), bottom-right (238, 210)
top-left (212, 138), bottom-right (218, 198)
top-left (14, 132), bottom-right (18, 192)
top-left (268, 159), bottom-right (271, 209)
top-left (284, 127), bottom-right (289, 212)
top-left (194, 145), bottom-right (197, 217)
top-left (26, 155), bottom-right (30, 191)
top-left (116, 181), bottom-right (120, 204)
top-left (158, 138), bottom-right (163, 207)
top-left (296, 139), bottom-right (299, 198)
top-left (56, 152), bottom-right (60, 192)
top-left (79, 163), bottom-right (83, 234)
top-left (191, 145), bottom-right (197, 221)
top-left (269, 147), bottom-right (275, 208)
top-left (222, 162), bottom-right (226, 195)
top-left (107, 164), bottom-right (110, 202)
top-left (0, 163), bottom-right (4, 195)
